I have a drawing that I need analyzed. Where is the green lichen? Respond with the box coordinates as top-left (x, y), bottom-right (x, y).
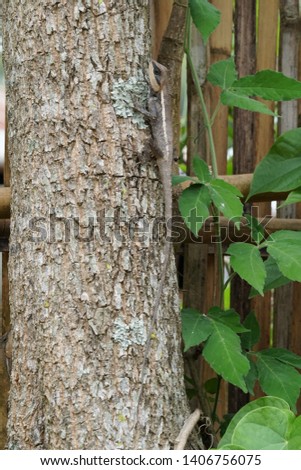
top-left (112, 317), bottom-right (146, 349)
top-left (111, 74), bottom-right (148, 129)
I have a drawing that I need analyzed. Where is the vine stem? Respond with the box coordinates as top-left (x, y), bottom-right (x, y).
top-left (211, 375), bottom-right (222, 423)
top-left (185, 24), bottom-right (224, 302)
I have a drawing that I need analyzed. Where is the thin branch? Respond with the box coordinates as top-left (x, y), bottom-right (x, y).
top-left (174, 408), bottom-right (201, 450)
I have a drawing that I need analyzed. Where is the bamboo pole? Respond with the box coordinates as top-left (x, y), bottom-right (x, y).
top-left (252, 0), bottom-right (279, 368)
top-left (274, 0), bottom-right (300, 353)
top-left (230, 0), bottom-right (257, 415)
top-left (209, 0), bottom-right (233, 173)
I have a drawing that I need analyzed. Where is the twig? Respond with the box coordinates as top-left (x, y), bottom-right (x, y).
top-left (174, 408), bottom-right (201, 450)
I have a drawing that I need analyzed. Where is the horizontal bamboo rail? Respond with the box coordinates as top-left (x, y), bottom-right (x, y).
top-left (0, 174), bottom-right (290, 220)
top-left (0, 175), bottom-right (298, 245)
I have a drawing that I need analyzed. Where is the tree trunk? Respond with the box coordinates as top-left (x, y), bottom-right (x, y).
top-left (3, 0), bottom-right (192, 449)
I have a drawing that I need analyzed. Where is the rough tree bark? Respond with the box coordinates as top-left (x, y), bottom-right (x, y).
top-left (3, 0), bottom-right (193, 449)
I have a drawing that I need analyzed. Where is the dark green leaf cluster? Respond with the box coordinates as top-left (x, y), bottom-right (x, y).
top-left (174, 158), bottom-right (243, 237)
top-left (182, 309), bottom-right (301, 413)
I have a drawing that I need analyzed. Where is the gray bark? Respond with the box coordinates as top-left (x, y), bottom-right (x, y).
top-left (3, 0), bottom-right (191, 449)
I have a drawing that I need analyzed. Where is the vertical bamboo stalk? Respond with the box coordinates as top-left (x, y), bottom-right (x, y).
top-left (184, 23), bottom-right (212, 419)
top-left (229, 0), bottom-right (256, 414)
top-left (252, 0), bottom-right (278, 367)
top-left (150, 0), bottom-right (174, 60)
top-left (209, 0), bottom-right (233, 173)
top-left (204, 0), bottom-right (233, 424)
top-left (274, 0), bottom-right (300, 350)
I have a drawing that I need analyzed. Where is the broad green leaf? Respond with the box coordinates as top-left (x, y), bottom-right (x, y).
top-left (248, 128), bottom-right (301, 198)
top-left (202, 321), bottom-right (250, 392)
top-left (278, 187), bottom-right (301, 208)
top-left (210, 178), bottom-right (243, 197)
top-left (288, 437), bottom-right (301, 450)
top-left (244, 359), bottom-right (258, 395)
top-left (218, 396), bottom-right (290, 448)
top-left (266, 231), bottom-right (301, 282)
top-left (218, 444), bottom-right (246, 450)
top-left (221, 90), bottom-right (275, 115)
top-left (179, 183), bottom-right (211, 236)
top-left (208, 307), bottom-right (249, 333)
top-left (209, 179), bottom-right (243, 223)
top-left (181, 308), bottom-right (213, 352)
top-left (172, 175), bottom-right (195, 186)
top-left (241, 312), bottom-right (260, 350)
top-left (256, 354), bottom-right (301, 412)
top-left (227, 243), bottom-right (266, 295)
top-left (259, 348), bottom-right (301, 369)
top-left (288, 416), bottom-right (301, 450)
top-left (189, 0), bottom-right (221, 44)
top-left (231, 407), bottom-right (295, 450)
top-left (207, 58), bottom-right (237, 89)
top-left (231, 70), bottom-right (301, 101)
top-left (245, 214), bottom-right (265, 244)
top-left (249, 256), bottom-right (290, 298)
top-left (192, 157), bottom-right (212, 183)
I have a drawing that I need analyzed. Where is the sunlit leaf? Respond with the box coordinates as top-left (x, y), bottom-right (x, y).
top-left (231, 70), bottom-right (301, 101)
top-left (203, 321), bottom-right (249, 392)
top-left (207, 58), bottom-right (237, 89)
top-left (256, 354), bottom-right (301, 412)
top-left (227, 243), bottom-right (266, 295)
top-left (189, 0), bottom-right (221, 44)
top-left (248, 128), bottom-right (301, 198)
top-left (221, 90), bottom-right (275, 115)
top-left (181, 308), bottom-right (213, 352)
top-left (179, 184), bottom-right (211, 236)
top-left (266, 231), bottom-right (301, 282)
top-left (192, 157), bottom-right (212, 183)
top-left (249, 256), bottom-right (290, 298)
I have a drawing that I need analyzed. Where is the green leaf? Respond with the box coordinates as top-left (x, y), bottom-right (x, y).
top-left (218, 444), bottom-right (246, 450)
top-left (207, 58), bottom-right (237, 89)
top-left (179, 183), bottom-right (211, 236)
top-left (231, 70), bottom-right (301, 101)
top-left (288, 416), bottom-right (301, 450)
top-left (256, 354), bottom-right (301, 412)
top-left (218, 396), bottom-right (290, 448)
top-left (245, 214), bottom-right (265, 244)
top-left (230, 407), bottom-right (295, 450)
top-left (248, 128), bottom-right (301, 198)
top-left (249, 256), bottom-right (290, 298)
top-left (209, 179), bottom-right (243, 223)
top-left (266, 231), bottom-right (301, 282)
top-left (189, 0), bottom-right (221, 44)
top-left (192, 157), bottom-right (212, 183)
top-left (204, 377), bottom-right (219, 394)
top-left (244, 359), bottom-right (258, 395)
top-left (278, 187), bottom-right (301, 208)
top-left (172, 175), bottom-right (195, 186)
top-left (181, 308), bottom-right (213, 352)
top-left (227, 243), bottom-right (266, 295)
top-left (259, 348), bottom-right (301, 369)
top-left (202, 321), bottom-right (250, 392)
top-left (221, 90), bottom-right (275, 115)
top-left (240, 312), bottom-right (260, 350)
top-left (208, 307), bottom-right (249, 333)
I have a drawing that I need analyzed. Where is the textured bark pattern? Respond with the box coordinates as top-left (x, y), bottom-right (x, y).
top-left (4, 0), bottom-right (190, 449)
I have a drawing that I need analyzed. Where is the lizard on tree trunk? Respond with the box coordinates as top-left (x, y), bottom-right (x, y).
top-left (135, 60), bottom-right (174, 423)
